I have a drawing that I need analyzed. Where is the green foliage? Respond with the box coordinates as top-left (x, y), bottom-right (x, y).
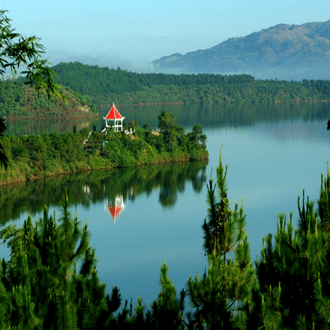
top-left (0, 118), bottom-right (8, 168)
top-left (2, 151), bottom-right (330, 329)
top-left (0, 10), bottom-right (65, 103)
top-left (187, 149), bottom-right (257, 329)
top-left (0, 112), bottom-right (208, 185)
top-left (51, 62), bottom-right (330, 107)
top-left (156, 110), bottom-right (208, 157)
top-left (254, 187), bottom-right (330, 329)
top-left (0, 79), bottom-right (98, 119)
top-left (0, 190), bottom-right (121, 329)
top-left (318, 168), bottom-right (330, 231)
top-left (150, 262), bottom-right (186, 330)
top-left (0, 160), bottom-right (208, 226)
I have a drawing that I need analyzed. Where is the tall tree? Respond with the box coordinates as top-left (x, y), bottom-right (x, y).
top-left (254, 184), bottom-right (330, 329)
top-left (187, 149), bottom-right (257, 330)
top-left (0, 190), bottom-right (121, 329)
top-left (150, 262), bottom-right (186, 330)
top-left (0, 118), bottom-right (8, 168)
top-left (158, 110), bottom-right (182, 151)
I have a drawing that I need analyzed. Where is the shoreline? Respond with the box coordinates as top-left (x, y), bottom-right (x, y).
top-left (0, 154), bottom-right (208, 187)
top-left (4, 98), bottom-right (330, 122)
top-left (113, 99), bottom-right (330, 108)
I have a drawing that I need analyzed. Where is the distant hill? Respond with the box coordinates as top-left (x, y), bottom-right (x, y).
top-left (152, 20), bottom-right (330, 80)
top-left (51, 62), bottom-right (330, 107)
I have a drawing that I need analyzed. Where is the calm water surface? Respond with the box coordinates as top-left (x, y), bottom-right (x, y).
top-left (1, 103), bottom-right (330, 307)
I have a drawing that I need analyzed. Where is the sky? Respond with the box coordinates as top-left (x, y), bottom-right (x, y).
top-left (3, 0), bottom-right (330, 70)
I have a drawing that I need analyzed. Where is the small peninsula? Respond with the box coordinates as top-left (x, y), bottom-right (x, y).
top-left (0, 110), bottom-right (208, 185)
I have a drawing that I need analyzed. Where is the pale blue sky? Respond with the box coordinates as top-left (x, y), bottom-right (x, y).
top-left (3, 0), bottom-right (330, 67)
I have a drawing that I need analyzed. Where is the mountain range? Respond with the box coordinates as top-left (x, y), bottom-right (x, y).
top-left (152, 20), bottom-right (330, 80)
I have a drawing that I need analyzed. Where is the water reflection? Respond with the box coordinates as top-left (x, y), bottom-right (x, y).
top-left (106, 196), bottom-right (125, 222)
top-left (5, 103), bottom-right (330, 136)
top-left (98, 102), bottom-right (330, 130)
top-left (0, 160), bottom-right (208, 225)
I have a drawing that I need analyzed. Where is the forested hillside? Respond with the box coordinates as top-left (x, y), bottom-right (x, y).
top-left (0, 78), bottom-right (98, 119)
top-left (52, 62), bottom-right (330, 107)
top-left (2, 63), bottom-right (330, 120)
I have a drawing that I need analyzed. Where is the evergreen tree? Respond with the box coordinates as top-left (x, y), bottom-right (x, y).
top-left (0, 189), bottom-right (121, 329)
top-left (0, 118), bottom-right (8, 168)
top-left (187, 149), bottom-right (257, 330)
top-left (318, 167), bottom-right (330, 231)
top-left (150, 261), bottom-right (186, 330)
top-left (254, 184), bottom-right (330, 329)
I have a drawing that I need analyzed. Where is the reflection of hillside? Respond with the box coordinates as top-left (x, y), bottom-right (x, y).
top-left (102, 103), bottom-right (330, 130)
top-left (0, 161), bottom-right (207, 225)
top-left (7, 103), bottom-right (329, 136)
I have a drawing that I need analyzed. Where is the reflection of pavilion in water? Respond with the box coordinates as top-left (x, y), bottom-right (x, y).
top-left (105, 196), bottom-right (125, 223)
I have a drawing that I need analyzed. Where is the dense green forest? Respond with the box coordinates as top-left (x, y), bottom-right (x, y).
top-left (2, 63), bottom-right (330, 119)
top-left (1, 153), bottom-right (330, 329)
top-left (0, 78), bottom-right (98, 119)
top-left (51, 62), bottom-right (330, 106)
top-left (0, 111), bottom-right (208, 185)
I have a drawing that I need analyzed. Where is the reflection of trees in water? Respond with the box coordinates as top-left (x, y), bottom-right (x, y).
top-left (157, 163), bottom-right (208, 208)
top-left (0, 160), bottom-right (208, 225)
top-left (7, 103), bottom-right (328, 138)
top-left (98, 103), bottom-right (330, 130)
top-left (159, 186), bottom-right (177, 209)
top-left (5, 103), bottom-right (330, 139)
top-left (192, 170), bottom-right (207, 193)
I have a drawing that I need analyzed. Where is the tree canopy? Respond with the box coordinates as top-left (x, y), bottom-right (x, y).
top-left (0, 9), bottom-right (68, 169)
top-left (0, 10), bottom-right (63, 102)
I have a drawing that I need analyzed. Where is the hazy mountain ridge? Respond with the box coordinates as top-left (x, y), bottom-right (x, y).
top-left (152, 20), bottom-right (330, 79)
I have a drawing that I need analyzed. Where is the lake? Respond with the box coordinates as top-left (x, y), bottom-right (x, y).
top-left (1, 102), bottom-right (330, 307)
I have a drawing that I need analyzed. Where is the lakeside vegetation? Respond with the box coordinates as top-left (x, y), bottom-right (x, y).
top-left (0, 111), bottom-right (208, 185)
top-left (1, 153), bottom-right (330, 329)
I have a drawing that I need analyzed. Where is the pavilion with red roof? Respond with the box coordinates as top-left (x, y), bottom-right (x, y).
top-left (103, 103), bottom-right (125, 132)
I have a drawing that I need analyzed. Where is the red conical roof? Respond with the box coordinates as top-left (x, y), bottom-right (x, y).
top-left (104, 104), bottom-right (123, 120)
top-left (108, 205), bottom-right (123, 220)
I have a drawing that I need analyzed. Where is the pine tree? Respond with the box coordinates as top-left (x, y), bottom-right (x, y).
top-left (150, 261), bottom-right (186, 330)
top-left (187, 149), bottom-right (257, 330)
top-left (255, 186), bottom-right (330, 329)
top-left (0, 189), bottom-right (121, 329)
top-left (318, 165), bottom-right (330, 231)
